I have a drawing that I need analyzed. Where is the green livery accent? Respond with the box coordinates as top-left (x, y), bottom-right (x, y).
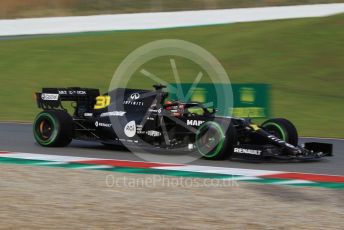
top-left (262, 122), bottom-right (287, 141)
top-left (33, 112), bottom-right (59, 146)
top-left (196, 121), bottom-right (225, 158)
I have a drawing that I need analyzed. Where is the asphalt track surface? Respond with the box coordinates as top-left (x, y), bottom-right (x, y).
top-left (0, 123), bottom-right (343, 175)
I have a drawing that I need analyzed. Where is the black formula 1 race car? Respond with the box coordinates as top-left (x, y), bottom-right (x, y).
top-left (33, 84), bottom-right (332, 161)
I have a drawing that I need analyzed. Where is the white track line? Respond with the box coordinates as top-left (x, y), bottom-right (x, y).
top-left (0, 152), bottom-right (95, 162)
top-left (272, 180), bottom-right (316, 185)
top-left (302, 137), bottom-right (344, 141)
top-left (34, 161), bottom-right (68, 165)
top-left (1, 3), bottom-right (344, 36)
top-left (154, 165), bottom-right (281, 176)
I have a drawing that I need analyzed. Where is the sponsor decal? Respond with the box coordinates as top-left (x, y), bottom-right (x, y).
top-left (118, 139), bottom-right (139, 143)
top-left (124, 93), bottom-right (144, 106)
top-left (285, 143), bottom-right (295, 148)
top-left (84, 113), bottom-right (93, 117)
top-left (146, 130), bottom-right (161, 137)
top-left (95, 121), bottom-right (112, 128)
top-left (130, 93), bottom-right (140, 100)
top-left (148, 108), bottom-right (162, 113)
top-left (268, 135), bottom-right (285, 143)
top-left (100, 111), bottom-right (126, 117)
top-left (77, 90), bottom-right (86, 95)
top-left (187, 120), bottom-right (205, 126)
top-left (58, 90), bottom-right (67, 95)
top-left (123, 101), bottom-right (144, 106)
top-left (188, 144), bottom-right (194, 150)
top-left (124, 121), bottom-right (136, 137)
top-left (41, 93), bottom-right (59, 101)
top-left (234, 148), bottom-right (262, 155)
top-left (67, 90), bottom-right (86, 95)
top-left (136, 124), bottom-right (145, 134)
top-left (268, 135), bottom-right (295, 148)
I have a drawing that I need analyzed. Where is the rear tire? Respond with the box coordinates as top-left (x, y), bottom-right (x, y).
top-left (195, 121), bottom-right (237, 160)
top-left (261, 118), bottom-right (298, 146)
top-left (33, 110), bottom-right (74, 147)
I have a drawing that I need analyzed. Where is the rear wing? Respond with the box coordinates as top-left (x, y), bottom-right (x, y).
top-left (35, 87), bottom-right (100, 116)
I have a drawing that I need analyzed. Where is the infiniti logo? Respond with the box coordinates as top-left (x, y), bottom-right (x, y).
top-left (130, 93), bottom-right (140, 100)
top-left (124, 93), bottom-right (144, 106)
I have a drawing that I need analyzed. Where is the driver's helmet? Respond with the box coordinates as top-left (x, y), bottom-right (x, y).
top-left (165, 100), bottom-right (184, 116)
top-left (164, 100), bottom-right (173, 110)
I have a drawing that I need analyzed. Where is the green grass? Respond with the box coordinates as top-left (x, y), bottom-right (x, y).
top-left (0, 14), bottom-right (343, 137)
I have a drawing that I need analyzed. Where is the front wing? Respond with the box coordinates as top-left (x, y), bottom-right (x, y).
top-left (231, 142), bottom-right (332, 161)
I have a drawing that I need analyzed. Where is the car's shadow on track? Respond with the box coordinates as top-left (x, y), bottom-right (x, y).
top-left (229, 157), bottom-right (330, 164)
top-left (66, 141), bottom-right (331, 164)
top-left (69, 141), bottom-right (198, 157)
top-left (69, 142), bottom-right (129, 152)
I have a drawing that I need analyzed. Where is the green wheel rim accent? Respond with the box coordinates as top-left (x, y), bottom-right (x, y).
top-left (196, 121), bottom-right (225, 158)
top-left (262, 122), bottom-right (286, 141)
top-left (33, 113), bottom-right (59, 146)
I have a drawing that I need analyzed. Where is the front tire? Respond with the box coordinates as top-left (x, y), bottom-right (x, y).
top-left (261, 118), bottom-right (298, 146)
top-left (33, 110), bottom-right (74, 147)
top-left (195, 121), bottom-right (237, 160)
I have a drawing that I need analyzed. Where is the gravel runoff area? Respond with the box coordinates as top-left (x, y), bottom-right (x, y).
top-left (0, 165), bottom-right (343, 229)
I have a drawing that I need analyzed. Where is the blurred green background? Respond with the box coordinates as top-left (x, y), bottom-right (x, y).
top-left (0, 1), bottom-right (343, 138)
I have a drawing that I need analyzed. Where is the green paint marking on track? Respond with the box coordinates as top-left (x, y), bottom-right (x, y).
top-left (48, 162), bottom-right (98, 168)
top-left (290, 182), bottom-right (344, 189)
top-left (241, 178), bottom-right (292, 184)
top-left (0, 157), bottom-right (51, 165)
top-left (240, 178), bottom-right (344, 190)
